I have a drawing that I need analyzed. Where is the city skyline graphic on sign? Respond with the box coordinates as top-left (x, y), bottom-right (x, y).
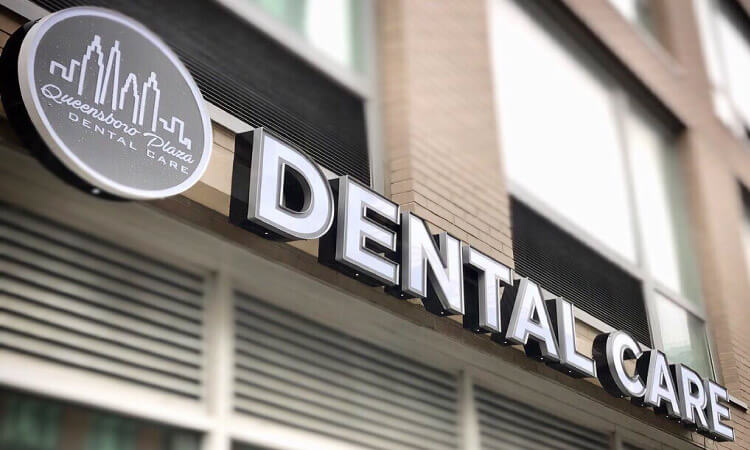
top-left (48, 34), bottom-right (193, 151)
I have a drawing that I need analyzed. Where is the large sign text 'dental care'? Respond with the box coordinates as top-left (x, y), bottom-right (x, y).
top-left (230, 128), bottom-right (735, 442)
top-left (0, 6), bottom-right (735, 442)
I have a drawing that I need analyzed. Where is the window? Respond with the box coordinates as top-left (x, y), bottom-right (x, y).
top-left (31, 0), bottom-right (375, 187)
top-left (743, 188), bottom-right (750, 283)
top-left (654, 293), bottom-right (713, 378)
top-left (0, 391), bottom-right (200, 450)
top-left (247, 0), bottom-right (366, 73)
top-left (492, 0), bottom-right (638, 262)
top-left (625, 103), bottom-right (703, 303)
top-left (491, 0), bottom-right (711, 375)
top-left (610, 0), bottom-right (661, 43)
top-left (695, 0), bottom-right (750, 138)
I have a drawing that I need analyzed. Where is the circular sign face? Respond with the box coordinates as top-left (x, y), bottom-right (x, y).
top-left (12, 7), bottom-right (212, 200)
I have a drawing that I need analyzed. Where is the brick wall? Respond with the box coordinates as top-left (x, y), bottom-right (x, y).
top-left (559, 1), bottom-right (750, 448)
top-left (378, 0), bottom-right (514, 269)
top-left (1, 1), bottom-right (749, 449)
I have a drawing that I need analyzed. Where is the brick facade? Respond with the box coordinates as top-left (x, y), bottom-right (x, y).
top-left (0, 1), bottom-right (748, 449)
top-left (560, 1), bottom-right (750, 448)
top-left (378, 0), bottom-right (514, 269)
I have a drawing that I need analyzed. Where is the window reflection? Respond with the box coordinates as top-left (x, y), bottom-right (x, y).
top-left (492, 0), bottom-right (710, 379)
top-left (492, 0), bottom-right (638, 262)
top-left (743, 190), bottom-right (750, 283)
top-left (610, 0), bottom-right (660, 42)
top-left (715, 0), bottom-right (750, 129)
top-left (626, 105), bottom-right (701, 302)
top-left (249, 0), bottom-right (365, 72)
top-left (655, 293), bottom-right (713, 379)
top-left (0, 391), bottom-right (199, 450)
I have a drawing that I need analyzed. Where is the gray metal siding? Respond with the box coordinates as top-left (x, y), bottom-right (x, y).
top-left (0, 203), bottom-right (205, 398)
top-left (233, 292), bottom-right (460, 450)
top-left (475, 385), bottom-right (610, 450)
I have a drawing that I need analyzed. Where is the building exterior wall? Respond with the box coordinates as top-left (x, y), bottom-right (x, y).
top-left (558, 2), bottom-right (750, 448)
top-left (378, 0), bottom-right (514, 269)
top-left (0, 1), bottom-right (748, 449)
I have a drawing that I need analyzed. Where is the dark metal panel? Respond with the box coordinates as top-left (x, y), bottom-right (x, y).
top-left (30, 0), bottom-right (372, 185)
top-left (511, 198), bottom-right (652, 346)
top-left (475, 385), bottom-right (610, 450)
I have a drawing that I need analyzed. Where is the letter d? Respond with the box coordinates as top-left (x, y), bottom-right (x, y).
top-left (230, 127), bottom-right (334, 241)
top-left (68, 111), bottom-right (80, 122)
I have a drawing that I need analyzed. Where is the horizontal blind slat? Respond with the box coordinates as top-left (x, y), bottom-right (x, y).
top-left (0, 278), bottom-right (202, 351)
top-left (234, 293), bottom-right (459, 450)
top-left (0, 312), bottom-right (201, 381)
top-left (475, 386), bottom-right (609, 450)
top-left (476, 386), bottom-right (607, 444)
top-left (234, 312), bottom-right (458, 406)
top-left (0, 243), bottom-right (202, 322)
top-left (236, 296), bottom-right (454, 390)
top-left (234, 378), bottom-right (457, 448)
top-left (0, 210), bottom-right (204, 291)
top-left (234, 332), bottom-right (458, 416)
top-left (478, 414), bottom-right (595, 450)
top-left (234, 398), bottom-right (422, 450)
top-left (0, 331), bottom-right (200, 397)
top-left (0, 261), bottom-right (201, 337)
top-left (0, 223), bottom-right (202, 306)
top-left (0, 293), bottom-right (201, 366)
top-left (234, 362), bottom-right (457, 430)
top-left (234, 345), bottom-right (457, 420)
top-left (0, 203), bottom-right (205, 399)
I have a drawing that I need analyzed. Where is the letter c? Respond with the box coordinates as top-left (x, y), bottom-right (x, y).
top-left (593, 331), bottom-right (646, 398)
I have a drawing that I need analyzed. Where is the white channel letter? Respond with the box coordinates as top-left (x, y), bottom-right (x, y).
top-left (462, 245), bottom-right (512, 332)
top-left (335, 175), bottom-right (400, 286)
top-left (248, 129), bottom-right (334, 240)
top-left (595, 331), bottom-right (646, 398)
top-left (672, 364), bottom-right (709, 430)
top-left (548, 297), bottom-right (595, 377)
top-left (640, 351), bottom-right (680, 418)
top-left (704, 380), bottom-right (734, 441)
top-left (506, 278), bottom-right (560, 361)
top-left (401, 212), bottom-right (464, 315)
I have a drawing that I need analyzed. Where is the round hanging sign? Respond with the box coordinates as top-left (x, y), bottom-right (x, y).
top-left (0, 7), bottom-right (212, 200)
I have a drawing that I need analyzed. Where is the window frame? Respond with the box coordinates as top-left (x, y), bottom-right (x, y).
top-left (3, 0), bottom-right (386, 193)
top-left (491, 0), bottom-right (716, 378)
top-left (213, 0), bottom-right (385, 193)
top-left (741, 185), bottom-right (750, 288)
top-left (606, 0), bottom-right (680, 69)
top-left (694, 0), bottom-right (750, 140)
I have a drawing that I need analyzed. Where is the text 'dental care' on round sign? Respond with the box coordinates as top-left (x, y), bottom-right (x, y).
top-left (0, 7), bottom-right (212, 200)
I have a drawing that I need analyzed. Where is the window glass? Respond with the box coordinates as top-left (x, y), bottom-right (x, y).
top-left (625, 105), bottom-right (701, 301)
top-left (0, 391), bottom-right (199, 450)
top-left (492, 0), bottom-right (638, 262)
top-left (234, 444), bottom-right (265, 450)
top-left (715, 2), bottom-right (750, 127)
top-left (610, 0), bottom-right (659, 41)
top-left (493, 0), bottom-right (711, 377)
top-left (655, 293), bottom-right (713, 379)
top-left (743, 192), bottom-right (750, 283)
top-left (249, 0), bottom-right (365, 72)
top-left (697, 0), bottom-right (750, 132)
top-left (695, 0), bottom-right (725, 86)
